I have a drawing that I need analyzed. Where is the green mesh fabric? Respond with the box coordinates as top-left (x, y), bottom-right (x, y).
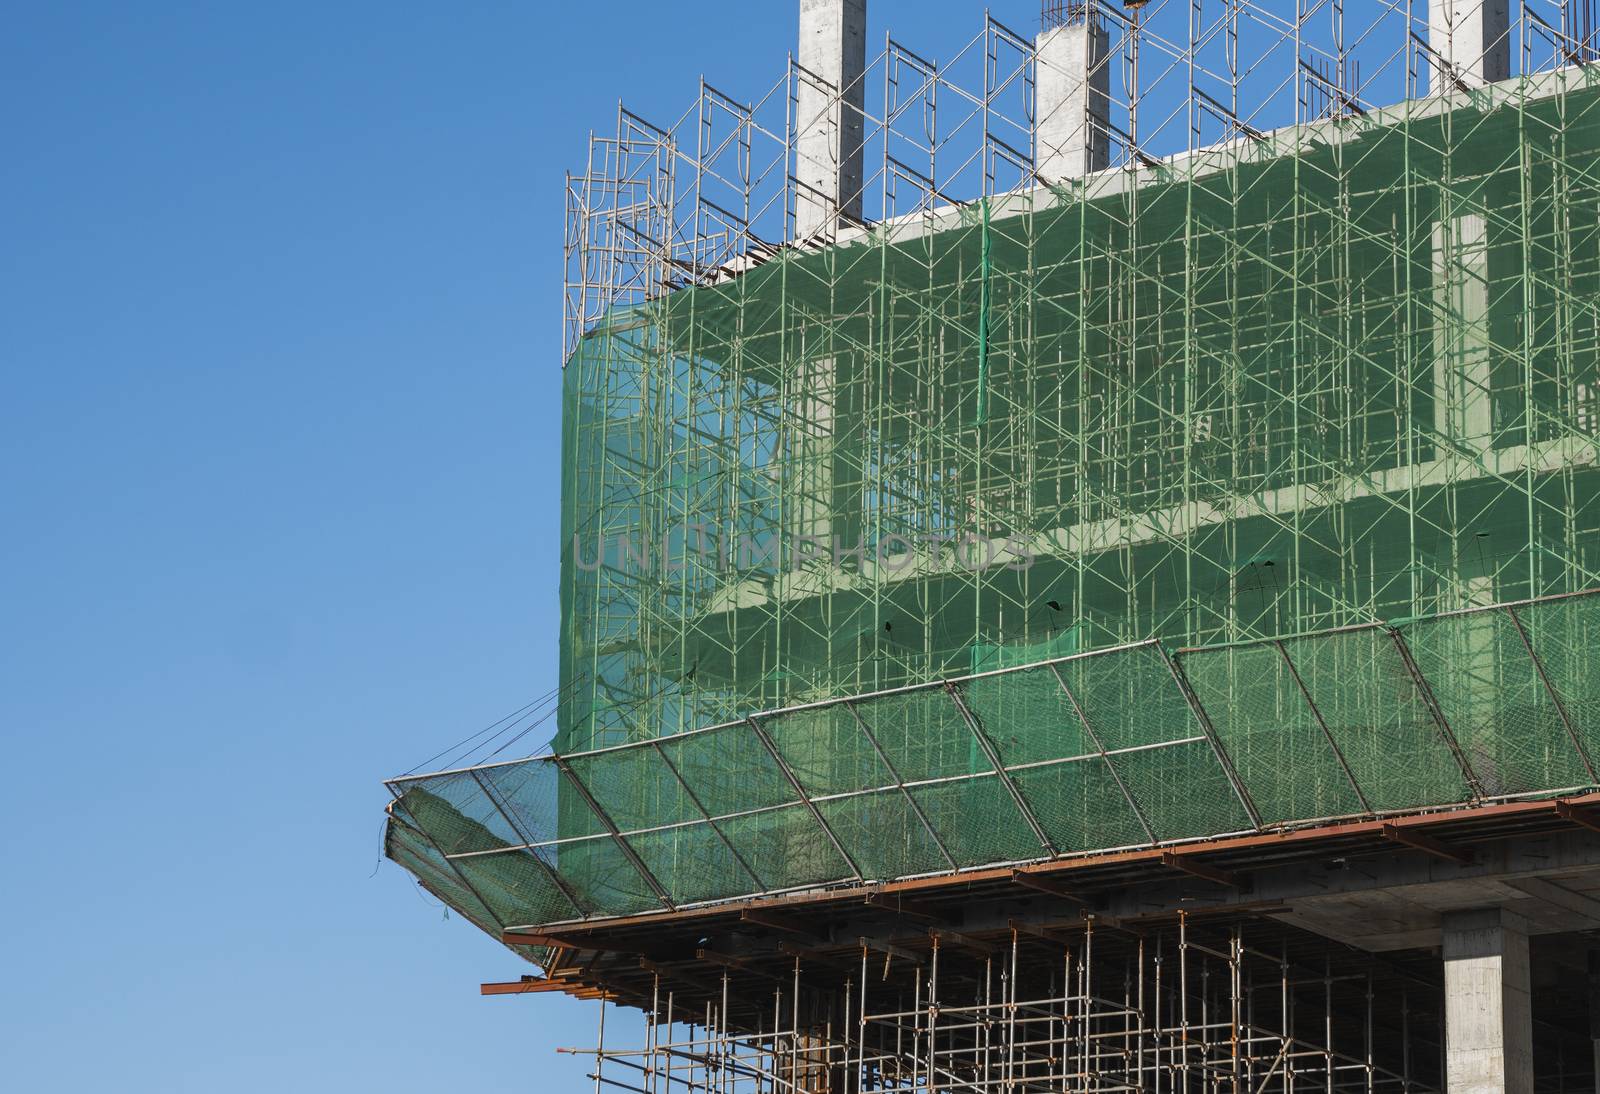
top-left (963, 665), bottom-right (1093, 766)
top-left (854, 688), bottom-right (987, 783)
top-left (558, 72), bottom-right (1600, 756)
top-left (1279, 628), bottom-right (1474, 811)
top-left (909, 776), bottom-right (1044, 865)
top-left (548, 836), bottom-right (661, 917)
top-left (385, 815), bottom-right (502, 928)
top-left (389, 71), bottom-right (1600, 959)
top-left (1404, 609), bottom-right (1591, 796)
top-left (565, 746), bottom-right (698, 832)
top-left (1184, 643), bottom-right (1367, 824)
top-left (626, 822), bottom-right (759, 905)
top-left (669, 725), bottom-right (797, 816)
top-left (716, 804), bottom-right (852, 891)
top-left (1010, 758), bottom-right (1150, 853)
top-left (817, 789), bottom-right (950, 880)
top-left (384, 816), bottom-right (555, 968)
top-left (1519, 595), bottom-right (1600, 770)
top-left (387, 590), bottom-right (1600, 949)
top-left (764, 704), bottom-right (892, 795)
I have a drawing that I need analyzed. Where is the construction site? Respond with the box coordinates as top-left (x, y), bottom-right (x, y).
top-left (385, 2), bottom-right (1600, 1089)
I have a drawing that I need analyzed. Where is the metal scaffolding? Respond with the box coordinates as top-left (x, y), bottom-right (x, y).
top-left (557, 3), bottom-right (1600, 761)
top-left (383, 0), bottom-right (1600, 960)
top-left (565, 919), bottom-right (1451, 1094)
top-left (387, 589), bottom-right (1600, 933)
top-left (382, 6), bottom-right (1600, 1090)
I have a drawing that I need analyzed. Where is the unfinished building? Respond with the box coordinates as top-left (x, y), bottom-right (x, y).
top-left (385, 2), bottom-right (1600, 1089)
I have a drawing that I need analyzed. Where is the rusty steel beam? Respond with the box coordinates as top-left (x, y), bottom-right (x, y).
top-left (502, 930), bottom-right (646, 954)
top-left (1381, 822), bottom-right (1474, 865)
top-left (517, 792), bottom-right (1600, 937)
top-left (929, 927), bottom-right (1001, 957)
top-left (1160, 851), bottom-right (1247, 889)
top-left (859, 935), bottom-right (927, 965)
top-left (696, 948), bottom-right (787, 982)
top-left (1556, 800), bottom-right (1600, 834)
top-left (1010, 868), bottom-right (1095, 906)
top-left (864, 893), bottom-right (943, 922)
top-left (741, 907), bottom-right (827, 941)
top-left (481, 977), bottom-right (568, 996)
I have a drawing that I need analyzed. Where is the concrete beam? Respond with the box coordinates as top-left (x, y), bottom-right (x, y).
top-left (1035, 20), bottom-right (1110, 181)
top-left (1505, 876), bottom-right (1600, 923)
top-left (795, 0), bottom-right (867, 241)
top-left (986, 829), bottom-right (1600, 952)
top-left (1429, 0), bottom-right (1511, 91)
top-left (1443, 907), bottom-right (1533, 1094)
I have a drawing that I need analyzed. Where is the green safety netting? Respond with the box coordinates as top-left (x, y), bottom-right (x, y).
top-left (386, 589), bottom-right (1600, 952)
top-left (386, 67), bottom-right (1600, 962)
top-left (556, 68), bottom-right (1600, 761)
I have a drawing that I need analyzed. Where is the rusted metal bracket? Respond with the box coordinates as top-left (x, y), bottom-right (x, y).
top-left (1381, 822), bottom-right (1474, 865)
top-left (1010, 868), bottom-right (1095, 907)
top-left (741, 907), bottom-right (827, 941)
top-left (1161, 851), bottom-right (1248, 889)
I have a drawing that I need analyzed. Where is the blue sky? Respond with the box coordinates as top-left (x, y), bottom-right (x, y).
top-left (0, 2), bottom-right (1013, 1089)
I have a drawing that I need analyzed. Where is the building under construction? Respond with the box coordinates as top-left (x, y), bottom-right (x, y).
top-left (385, 2), bottom-right (1600, 1089)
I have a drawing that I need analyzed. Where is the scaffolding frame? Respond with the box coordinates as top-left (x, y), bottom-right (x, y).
top-left (384, 7), bottom-right (1600, 1088)
top-left (563, 2), bottom-right (1600, 356)
top-left (556, 5), bottom-right (1600, 762)
top-left (565, 918), bottom-right (1450, 1094)
top-left (386, 588), bottom-right (1600, 935)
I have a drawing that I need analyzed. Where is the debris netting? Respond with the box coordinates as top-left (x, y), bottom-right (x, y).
top-left (556, 70), bottom-right (1600, 759)
top-left (386, 590), bottom-right (1600, 953)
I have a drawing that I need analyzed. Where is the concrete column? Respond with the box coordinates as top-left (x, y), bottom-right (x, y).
top-left (1035, 20), bottom-right (1110, 181)
top-left (1589, 948), bottom-right (1600, 1094)
top-left (1443, 908), bottom-right (1533, 1094)
top-left (792, 351), bottom-right (836, 544)
top-left (1432, 201), bottom-right (1493, 456)
top-left (1428, 4), bottom-right (1500, 461)
top-left (1429, 0), bottom-right (1511, 90)
top-left (795, 0), bottom-right (866, 241)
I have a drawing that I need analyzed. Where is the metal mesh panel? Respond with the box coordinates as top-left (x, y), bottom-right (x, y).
top-left (479, 759), bottom-right (586, 842)
top-left (385, 816), bottom-right (504, 928)
top-left (549, 836), bottom-right (663, 917)
top-left (565, 747), bottom-right (697, 831)
top-left (854, 688), bottom-right (987, 783)
top-left (908, 776), bottom-right (1046, 866)
top-left (626, 823), bottom-right (759, 905)
top-left (668, 724), bottom-right (798, 817)
top-left (1520, 594), bottom-right (1600, 769)
top-left (816, 789), bottom-right (948, 881)
top-left (1010, 757), bottom-right (1149, 852)
top-left (452, 848), bottom-right (583, 929)
top-left (385, 818), bottom-right (557, 966)
top-left (390, 773), bottom-right (520, 856)
top-left (963, 664), bottom-right (1094, 766)
top-left (1111, 739), bottom-right (1254, 841)
top-left (1054, 643), bottom-right (1190, 752)
top-left (763, 703), bottom-right (892, 796)
top-left (1184, 643), bottom-right (1366, 824)
top-left (1405, 608), bottom-right (1590, 796)
top-left (387, 592), bottom-right (1600, 943)
top-left (717, 804), bottom-right (852, 891)
top-left (1281, 628), bottom-right (1474, 811)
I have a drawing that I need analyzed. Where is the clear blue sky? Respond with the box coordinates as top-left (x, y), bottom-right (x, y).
top-left (0, 2), bottom-right (1010, 1090)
